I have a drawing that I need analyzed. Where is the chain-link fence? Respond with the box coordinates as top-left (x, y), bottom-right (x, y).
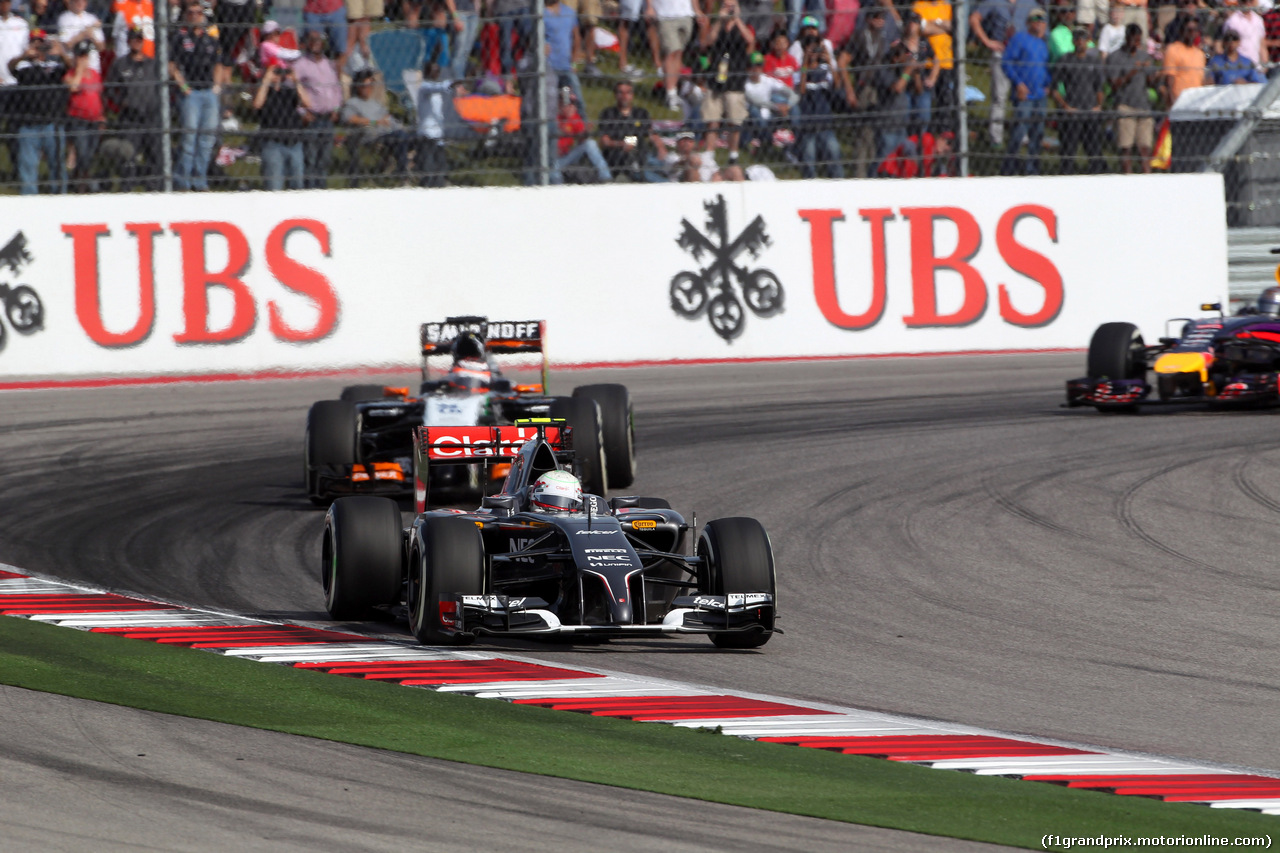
top-left (0, 0), bottom-right (1277, 195)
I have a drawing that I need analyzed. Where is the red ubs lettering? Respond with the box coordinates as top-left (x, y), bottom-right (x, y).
top-left (62, 219), bottom-right (338, 347)
top-left (798, 205), bottom-right (1062, 330)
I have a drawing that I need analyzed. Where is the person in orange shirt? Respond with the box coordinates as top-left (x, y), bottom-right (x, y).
top-left (1162, 16), bottom-right (1207, 107)
top-left (111, 0), bottom-right (154, 57)
top-left (914, 0), bottom-right (954, 130)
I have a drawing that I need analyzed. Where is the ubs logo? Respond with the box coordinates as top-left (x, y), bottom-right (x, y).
top-left (670, 195), bottom-right (783, 342)
top-left (0, 231), bottom-right (45, 354)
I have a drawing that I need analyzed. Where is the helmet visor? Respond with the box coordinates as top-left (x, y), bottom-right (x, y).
top-left (532, 492), bottom-right (581, 512)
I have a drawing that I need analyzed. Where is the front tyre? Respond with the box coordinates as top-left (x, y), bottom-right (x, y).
top-left (572, 384), bottom-right (635, 488)
top-left (322, 497), bottom-right (403, 620)
top-left (697, 517), bottom-right (776, 649)
top-left (1087, 322), bottom-right (1145, 381)
top-left (340, 384), bottom-right (389, 402)
top-left (306, 400), bottom-right (358, 505)
top-left (408, 517), bottom-right (485, 645)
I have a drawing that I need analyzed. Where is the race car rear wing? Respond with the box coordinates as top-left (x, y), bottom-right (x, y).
top-left (411, 421), bottom-right (570, 512)
top-left (419, 316), bottom-right (549, 392)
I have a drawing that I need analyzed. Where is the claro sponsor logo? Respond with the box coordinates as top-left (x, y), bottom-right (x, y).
top-left (62, 218), bottom-right (338, 347)
top-left (798, 205), bottom-right (1063, 330)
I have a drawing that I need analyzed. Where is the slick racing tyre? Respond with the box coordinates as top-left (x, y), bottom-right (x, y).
top-left (742, 269), bottom-right (784, 317)
top-left (340, 384), bottom-right (388, 402)
top-left (306, 400), bottom-right (358, 505)
top-left (550, 395), bottom-right (607, 496)
top-left (1087, 322), bottom-right (1146, 381)
top-left (4, 285), bottom-right (43, 331)
top-left (697, 517), bottom-right (776, 649)
top-left (323, 497), bottom-right (403, 620)
top-left (409, 516), bottom-right (484, 645)
top-left (572, 384), bottom-right (635, 489)
top-left (670, 271), bottom-right (708, 317)
top-left (707, 291), bottom-right (745, 341)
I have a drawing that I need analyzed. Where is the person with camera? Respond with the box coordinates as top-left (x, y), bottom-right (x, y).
top-left (8, 29), bottom-right (68, 193)
top-left (168, 2), bottom-right (228, 190)
top-left (598, 79), bottom-right (668, 181)
top-left (874, 39), bottom-right (916, 171)
top-left (795, 29), bottom-right (843, 178)
top-left (294, 29), bottom-right (342, 189)
top-left (897, 10), bottom-right (937, 137)
top-left (254, 60), bottom-right (312, 189)
top-left (64, 37), bottom-right (103, 190)
top-left (701, 0), bottom-right (752, 167)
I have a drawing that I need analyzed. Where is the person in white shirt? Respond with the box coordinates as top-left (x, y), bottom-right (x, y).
top-left (416, 58), bottom-right (452, 187)
top-left (57, 0), bottom-right (103, 72)
top-left (664, 130), bottom-right (716, 181)
top-left (0, 0), bottom-right (30, 87)
top-left (1225, 0), bottom-right (1267, 65)
top-left (649, 0), bottom-right (706, 110)
top-left (1096, 6), bottom-right (1125, 58)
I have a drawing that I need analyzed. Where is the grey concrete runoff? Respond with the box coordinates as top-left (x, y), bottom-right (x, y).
top-left (1, 352), bottom-right (1278, 844)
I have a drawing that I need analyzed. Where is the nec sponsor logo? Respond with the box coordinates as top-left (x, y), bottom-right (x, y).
top-left (574, 529), bottom-right (620, 535)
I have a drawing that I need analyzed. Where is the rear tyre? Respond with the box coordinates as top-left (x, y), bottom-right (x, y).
top-left (408, 517), bottom-right (485, 645)
top-left (572, 384), bottom-right (636, 488)
top-left (1086, 322), bottom-right (1145, 380)
top-left (340, 384), bottom-right (388, 402)
top-left (550, 396), bottom-right (607, 496)
top-left (305, 400), bottom-right (359, 505)
top-left (322, 497), bottom-right (403, 620)
top-left (697, 517), bottom-right (776, 649)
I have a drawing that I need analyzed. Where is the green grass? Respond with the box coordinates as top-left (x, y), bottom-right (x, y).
top-left (0, 614), bottom-right (1275, 849)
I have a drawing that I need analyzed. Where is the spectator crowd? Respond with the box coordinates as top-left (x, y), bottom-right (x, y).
top-left (1, 0), bottom-right (1276, 192)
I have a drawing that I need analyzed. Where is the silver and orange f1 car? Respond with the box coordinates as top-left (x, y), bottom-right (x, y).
top-left (304, 317), bottom-right (635, 504)
top-left (1067, 289), bottom-right (1280, 411)
top-left (321, 422), bottom-right (777, 648)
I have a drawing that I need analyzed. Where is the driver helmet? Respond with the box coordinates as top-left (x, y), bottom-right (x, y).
top-left (451, 331), bottom-right (486, 363)
top-left (528, 470), bottom-right (583, 513)
top-left (1259, 287), bottom-right (1280, 317)
top-left (447, 358), bottom-right (491, 394)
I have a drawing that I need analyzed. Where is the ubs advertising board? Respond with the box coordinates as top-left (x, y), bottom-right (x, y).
top-left (0, 174), bottom-right (1226, 378)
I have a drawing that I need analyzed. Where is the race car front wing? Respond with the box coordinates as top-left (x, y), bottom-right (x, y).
top-left (450, 593), bottom-right (775, 638)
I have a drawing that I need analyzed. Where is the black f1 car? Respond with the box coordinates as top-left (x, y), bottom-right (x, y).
top-left (304, 317), bottom-right (635, 504)
top-left (321, 422), bottom-right (777, 648)
top-left (1066, 288), bottom-right (1280, 411)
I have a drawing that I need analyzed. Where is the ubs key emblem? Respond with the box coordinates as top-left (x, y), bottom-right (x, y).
top-left (0, 231), bottom-right (44, 354)
top-left (670, 195), bottom-right (783, 342)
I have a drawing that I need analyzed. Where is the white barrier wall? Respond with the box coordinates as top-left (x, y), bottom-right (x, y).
top-left (0, 174), bottom-right (1227, 377)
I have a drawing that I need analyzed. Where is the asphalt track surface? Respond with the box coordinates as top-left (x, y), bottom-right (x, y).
top-left (2, 353), bottom-right (1279, 845)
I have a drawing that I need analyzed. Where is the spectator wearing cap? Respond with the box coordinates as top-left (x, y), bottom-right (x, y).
top-left (294, 29), bottom-right (342, 188)
top-left (1047, 0), bottom-right (1083, 60)
top-left (789, 15), bottom-right (833, 65)
top-left (787, 0), bottom-right (824, 41)
top-left (552, 89), bottom-right (610, 183)
top-left (1225, 0), bottom-right (1266, 65)
top-left (64, 35), bottom-right (103, 190)
top-left (664, 129), bottom-right (716, 180)
top-left (743, 50), bottom-right (795, 149)
top-left (650, 0), bottom-right (707, 112)
top-left (1106, 22), bottom-right (1154, 173)
top-left (56, 0), bottom-right (100, 71)
top-left (8, 29), bottom-right (68, 193)
top-left (1209, 29), bottom-right (1265, 85)
top-left (168, 2), bottom-right (228, 190)
top-left (796, 23), bottom-right (842, 178)
top-left (895, 9), bottom-right (937, 138)
top-left (258, 20), bottom-right (301, 68)
top-left (110, 0), bottom-right (154, 58)
top-left (701, 0), bottom-right (753, 166)
top-left (254, 59), bottom-right (311, 189)
top-left (969, 0), bottom-right (1040, 147)
top-left (104, 25), bottom-right (161, 189)
top-left (1000, 5), bottom-right (1049, 175)
top-left (340, 68), bottom-right (413, 183)
top-left (1161, 14), bottom-right (1205, 107)
top-left (1051, 26), bottom-right (1104, 173)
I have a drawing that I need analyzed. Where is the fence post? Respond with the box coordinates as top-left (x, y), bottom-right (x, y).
top-left (535, 0), bottom-right (549, 185)
top-left (156, 4), bottom-right (172, 192)
top-left (955, 0), bottom-right (969, 178)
